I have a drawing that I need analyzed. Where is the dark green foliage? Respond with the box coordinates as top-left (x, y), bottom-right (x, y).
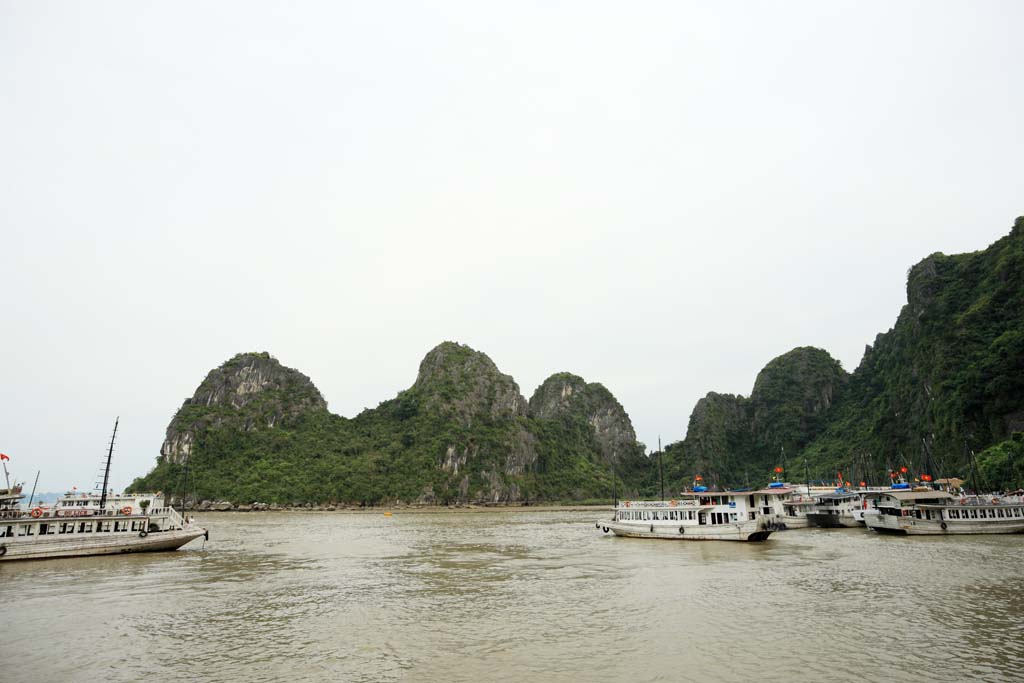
top-left (802, 219), bottom-right (1024, 484)
top-left (130, 345), bottom-right (654, 504)
top-left (663, 218), bottom-right (1024, 491)
top-left (976, 433), bottom-right (1024, 491)
top-left (661, 348), bottom-right (848, 489)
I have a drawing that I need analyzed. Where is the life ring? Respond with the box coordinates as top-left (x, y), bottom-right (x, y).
top-left (678, 526), bottom-right (685, 535)
top-left (30, 507), bottom-right (43, 518)
top-left (0, 544), bottom-right (6, 556)
top-left (669, 500), bottom-right (678, 507)
top-left (624, 501), bottom-right (631, 508)
top-left (138, 530), bottom-right (148, 538)
top-left (992, 498), bottom-right (999, 505)
top-left (121, 506), bottom-right (132, 515)
top-left (940, 522), bottom-right (948, 530)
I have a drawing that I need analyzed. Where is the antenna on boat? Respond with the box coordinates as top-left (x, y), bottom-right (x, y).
top-left (98, 417), bottom-right (118, 514)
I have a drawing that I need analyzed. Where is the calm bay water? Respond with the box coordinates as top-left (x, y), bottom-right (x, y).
top-left (3, 510), bottom-right (1023, 682)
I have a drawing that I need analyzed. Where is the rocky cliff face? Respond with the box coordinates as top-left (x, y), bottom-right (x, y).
top-left (413, 342), bottom-right (528, 425)
top-left (160, 352), bottom-right (327, 464)
top-left (133, 341), bottom-right (647, 505)
top-left (409, 342), bottom-right (537, 503)
top-left (675, 347), bottom-right (847, 486)
top-left (749, 347), bottom-right (849, 453)
top-left (804, 217), bottom-right (1024, 471)
top-left (679, 392), bottom-right (752, 484)
top-left (529, 372), bottom-right (640, 465)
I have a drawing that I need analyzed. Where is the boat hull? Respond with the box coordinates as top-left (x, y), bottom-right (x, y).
top-left (865, 514), bottom-right (1024, 536)
top-left (0, 527), bottom-right (207, 562)
top-left (806, 513), bottom-right (861, 529)
top-left (598, 520), bottom-right (772, 542)
top-left (774, 515), bottom-right (810, 530)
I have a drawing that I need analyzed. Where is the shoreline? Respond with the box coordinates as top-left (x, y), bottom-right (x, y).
top-left (192, 503), bottom-right (613, 514)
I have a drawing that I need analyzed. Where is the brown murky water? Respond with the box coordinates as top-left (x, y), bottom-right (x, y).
top-left (2, 510), bottom-right (1023, 682)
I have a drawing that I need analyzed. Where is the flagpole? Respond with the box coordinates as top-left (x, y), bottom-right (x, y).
top-left (1, 456), bottom-right (10, 490)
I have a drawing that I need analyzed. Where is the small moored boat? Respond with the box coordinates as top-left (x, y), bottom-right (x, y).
top-left (596, 486), bottom-right (774, 542)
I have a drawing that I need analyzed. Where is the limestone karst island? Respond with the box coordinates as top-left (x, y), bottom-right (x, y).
top-left (130, 218), bottom-right (1024, 509)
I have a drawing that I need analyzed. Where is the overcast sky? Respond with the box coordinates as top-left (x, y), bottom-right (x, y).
top-left (2, 1), bottom-right (1021, 492)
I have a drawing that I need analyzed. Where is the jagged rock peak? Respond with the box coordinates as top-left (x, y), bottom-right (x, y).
top-left (530, 372), bottom-right (640, 464)
top-left (188, 352), bottom-right (326, 412)
top-left (412, 341), bottom-right (528, 423)
top-left (160, 352), bottom-right (327, 464)
top-left (751, 347), bottom-right (847, 406)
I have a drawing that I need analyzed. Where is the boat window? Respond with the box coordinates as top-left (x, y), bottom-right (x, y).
top-left (17, 524), bottom-right (33, 536)
top-left (730, 513), bottom-right (738, 522)
top-left (1, 525), bottom-right (11, 537)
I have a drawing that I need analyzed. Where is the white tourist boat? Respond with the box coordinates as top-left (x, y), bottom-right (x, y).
top-left (863, 487), bottom-right (1024, 535)
top-left (0, 487), bottom-right (208, 562)
top-left (596, 488), bottom-right (774, 542)
top-left (0, 420), bottom-right (207, 562)
top-left (806, 490), bottom-right (864, 528)
top-left (756, 483), bottom-right (814, 530)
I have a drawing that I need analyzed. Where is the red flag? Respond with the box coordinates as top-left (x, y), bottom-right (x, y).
top-left (0, 453), bottom-right (8, 461)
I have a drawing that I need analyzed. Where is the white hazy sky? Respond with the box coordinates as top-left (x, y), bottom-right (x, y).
top-left (2, 1), bottom-right (1021, 491)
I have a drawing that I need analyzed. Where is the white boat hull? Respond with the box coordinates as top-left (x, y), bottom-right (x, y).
top-left (776, 515), bottom-right (810, 530)
top-left (865, 514), bottom-right (1024, 535)
top-left (0, 527), bottom-right (207, 561)
top-left (598, 519), bottom-right (772, 542)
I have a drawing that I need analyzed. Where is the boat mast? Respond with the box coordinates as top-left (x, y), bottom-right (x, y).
top-left (27, 470), bottom-right (39, 507)
top-left (658, 436), bottom-right (664, 501)
top-left (98, 417), bottom-right (118, 514)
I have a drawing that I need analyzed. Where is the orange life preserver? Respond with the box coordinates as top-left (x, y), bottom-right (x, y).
top-left (30, 507), bottom-right (43, 518)
top-left (624, 501), bottom-right (631, 508)
top-left (669, 500), bottom-right (678, 507)
top-left (121, 506), bottom-right (132, 515)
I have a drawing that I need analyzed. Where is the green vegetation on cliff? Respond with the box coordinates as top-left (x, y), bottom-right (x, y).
top-left (661, 347), bottom-right (848, 488)
top-left (133, 218), bottom-right (1024, 500)
top-left (130, 344), bottom-right (644, 505)
top-left (801, 218), bottom-right (1024, 482)
top-left (666, 218), bottom-right (1024, 489)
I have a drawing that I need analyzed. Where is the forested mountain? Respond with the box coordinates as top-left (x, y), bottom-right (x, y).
top-left (664, 217), bottom-right (1024, 489)
top-left (132, 218), bottom-right (1024, 502)
top-left (130, 343), bottom-right (646, 504)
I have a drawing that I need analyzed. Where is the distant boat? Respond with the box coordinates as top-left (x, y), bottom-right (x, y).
top-left (596, 488), bottom-right (774, 542)
top-left (862, 489), bottom-right (1024, 535)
